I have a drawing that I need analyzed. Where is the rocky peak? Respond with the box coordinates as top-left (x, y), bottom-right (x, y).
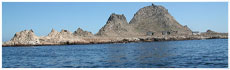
top-left (207, 29), bottom-right (216, 33)
top-left (8, 29), bottom-right (40, 45)
top-left (73, 28), bottom-right (93, 37)
top-left (47, 29), bottom-right (74, 39)
top-left (96, 13), bottom-right (136, 36)
top-left (131, 4), bottom-right (168, 22)
top-left (29, 29), bottom-right (34, 33)
top-left (14, 30), bottom-right (35, 38)
top-left (76, 28), bottom-right (84, 33)
top-left (129, 4), bottom-right (192, 35)
top-left (60, 29), bottom-right (73, 36)
top-left (61, 29), bottom-right (70, 33)
top-left (51, 28), bottom-right (58, 33)
top-left (48, 28), bottom-right (59, 37)
top-left (107, 13), bottom-right (127, 24)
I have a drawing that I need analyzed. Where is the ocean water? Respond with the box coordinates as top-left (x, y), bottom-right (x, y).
top-left (2, 39), bottom-right (228, 68)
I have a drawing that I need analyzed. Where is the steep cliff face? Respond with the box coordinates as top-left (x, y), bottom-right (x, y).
top-left (73, 28), bottom-right (93, 37)
top-left (129, 4), bottom-right (192, 35)
top-left (96, 13), bottom-right (138, 36)
top-left (3, 30), bottom-right (40, 45)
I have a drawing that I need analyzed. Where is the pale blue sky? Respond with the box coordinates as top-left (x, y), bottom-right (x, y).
top-left (2, 2), bottom-right (228, 41)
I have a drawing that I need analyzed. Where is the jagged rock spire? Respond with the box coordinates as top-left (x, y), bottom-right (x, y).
top-left (107, 13), bottom-right (127, 24)
top-left (76, 28), bottom-right (83, 32)
top-left (48, 28), bottom-right (59, 37)
top-left (96, 13), bottom-right (138, 36)
top-left (51, 28), bottom-right (57, 32)
top-left (8, 29), bottom-right (40, 45)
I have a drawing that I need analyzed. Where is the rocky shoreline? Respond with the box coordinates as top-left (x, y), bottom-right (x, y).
top-left (2, 4), bottom-right (228, 47)
top-left (2, 34), bottom-right (228, 47)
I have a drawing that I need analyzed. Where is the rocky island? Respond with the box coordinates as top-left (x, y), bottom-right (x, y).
top-left (2, 4), bottom-right (228, 47)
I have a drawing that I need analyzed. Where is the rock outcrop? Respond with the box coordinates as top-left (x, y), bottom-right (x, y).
top-left (129, 4), bottom-right (192, 36)
top-left (96, 13), bottom-right (138, 36)
top-left (2, 4), bottom-right (228, 47)
top-left (96, 4), bottom-right (193, 37)
top-left (200, 30), bottom-right (228, 38)
top-left (40, 29), bottom-right (87, 44)
top-left (73, 28), bottom-right (93, 37)
top-left (48, 29), bottom-right (59, 37)
top-left (3, 29), bottom-right (40, 46)
top-left (206, 29), bottom-right (217, 33)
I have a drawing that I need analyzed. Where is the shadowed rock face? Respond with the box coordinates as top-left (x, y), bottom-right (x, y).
top-left (96, 13), bottom-right (138, 36)
top-left (129, 4), bottom-right (192, 35)
top-left (73, 28), bottom-right (93, 37)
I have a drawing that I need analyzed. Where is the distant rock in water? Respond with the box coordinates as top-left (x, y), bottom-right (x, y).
top-left (129, 4), bottom-right (192, 36)
top-left (3, 29), bottom-right (40, 45)
top-left (73, 28), bottom-right (93, 37)
top-left (200, 29), bottom-right (227, 37)
top-left (96, 13), bottom-right (138, 36)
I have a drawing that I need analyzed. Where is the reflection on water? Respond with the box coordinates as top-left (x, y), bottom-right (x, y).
top-left (2, 39), bottom-right (228, 68)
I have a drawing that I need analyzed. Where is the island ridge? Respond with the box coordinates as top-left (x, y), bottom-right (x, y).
top-left (2, 4), bottom-right (228, 47)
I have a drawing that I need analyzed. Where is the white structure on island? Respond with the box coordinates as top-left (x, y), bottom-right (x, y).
top-left (192, 31), bottom-right (200, 35)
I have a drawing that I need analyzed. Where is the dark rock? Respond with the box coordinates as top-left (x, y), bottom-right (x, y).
top-left (73, 28), bottom-right (93, 37)
top-left (96, 13), bottom-right (138, 36)
top-left (129, 4), bottom-right (192, 36)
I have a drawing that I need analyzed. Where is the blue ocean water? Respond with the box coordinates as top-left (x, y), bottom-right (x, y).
top-left (2, 39), bottom-right (228, 68)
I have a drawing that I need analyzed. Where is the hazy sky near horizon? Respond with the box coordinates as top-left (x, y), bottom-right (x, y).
top-left (3, 2), bottom-right (228, 41)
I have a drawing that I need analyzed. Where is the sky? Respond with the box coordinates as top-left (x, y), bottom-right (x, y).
top-left (2, 2), bottom-right (228, 41)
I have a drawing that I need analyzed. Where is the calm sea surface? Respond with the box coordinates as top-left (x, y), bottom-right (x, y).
top-left (2, 39), bottom-right (228, 68)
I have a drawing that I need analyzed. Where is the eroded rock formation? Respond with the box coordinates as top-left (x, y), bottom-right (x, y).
top-left (96, 13), bottom-right (138, 36)
top-left (2, 4), bottom-right (228, 47)
top-left (129, 4), bottom-right (192, 36)
top-left (73, 28), bottom-right (93, 37)
top-left (3, 30), bottom-right (40, 46)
